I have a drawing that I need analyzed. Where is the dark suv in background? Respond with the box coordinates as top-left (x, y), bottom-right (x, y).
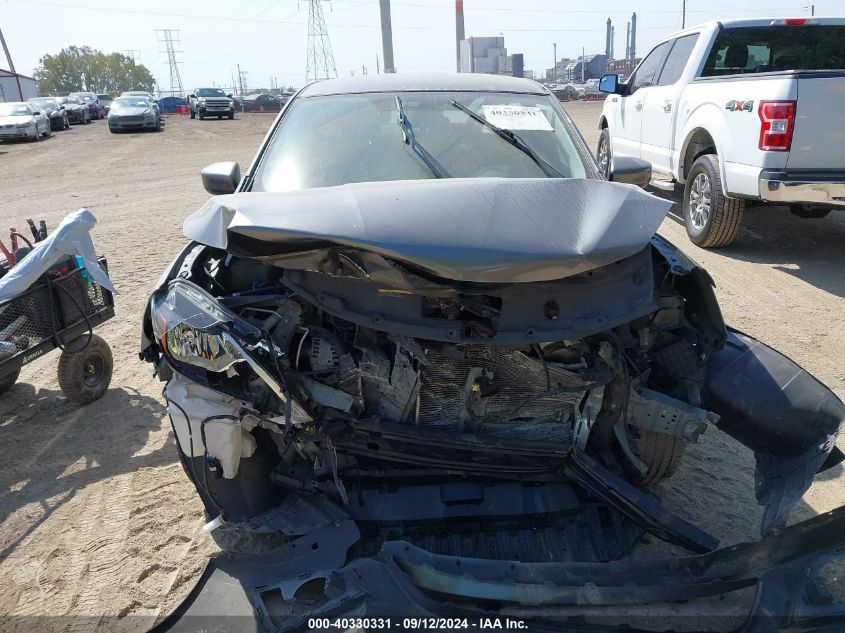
top-left (187, 88), bottom-right (235, 120)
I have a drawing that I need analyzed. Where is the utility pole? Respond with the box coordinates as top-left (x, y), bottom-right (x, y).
top-left (682, 0), bottom-right (686, 28)
top-left (237, 63), bottom-right (244, 96)
top-left (0, 27), bottom-right (23, 99)
top-left (811, 4), bottom-right (815, 15)
top-left (155, 30), bottom-right (184, 98)
top-left (376, 54), bottom-right (380, 74)
top-left (379, 0), bottom-right (395, 73)
top-left (553, 42), bottom-right (557, 82)
top-left (231, 69), bottom-right (237, 95)
top-left (306, 0), bottom-right (338, 82)
top-left (121, 49), bottom-right (141, 63)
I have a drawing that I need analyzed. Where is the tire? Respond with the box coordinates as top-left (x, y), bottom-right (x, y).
top-left (57, 334), bottom-right (113, 404)
top-left (64, 114), bottom-right (69, 129)
top-left (0, 369), bottom-right (20, 395)
top-left (683, 154), bottom-right (744, 248)
top-left (199, 112), bottom-right (205, 120)
top-left (190, 110), bottom-right (196, 119)
top-left (228, 112), bottom-right (234, 120)
top-left (109, 126), bottom-right (118, 134)
top-left (629, 428), bottom-right (686, 486)
top-left (789, 204), bottom-right (831, 219)
top-left (596, 128), bottom-right (611, 178)
top-left (217, 115), bottom-right (222, 120)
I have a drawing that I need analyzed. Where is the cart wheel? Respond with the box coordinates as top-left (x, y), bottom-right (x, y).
top-left (0, 369), bottom-right (20, 395)
top-left (58, 334), bottom-right (113, 404)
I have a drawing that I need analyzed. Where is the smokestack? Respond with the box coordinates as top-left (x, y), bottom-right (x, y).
top-left (456, 0), bottom-right (465, 72)
top-left (625, 22), bottom-right (630, 59)
top-left (379, 0), bottom-right (395, 73)
top-left (610, 25), bottom-right (615, 59)
top-left (605, 18), bottom-right (611, 58)
top-left (630, 12), bottom-right (637, 60)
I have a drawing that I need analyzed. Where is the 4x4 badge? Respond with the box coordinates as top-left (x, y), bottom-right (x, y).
top-left (725, 100), bottom-right (754, 112)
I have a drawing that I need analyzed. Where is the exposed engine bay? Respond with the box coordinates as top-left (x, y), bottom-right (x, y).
top-left (148, 236), bottom-right (745, 537)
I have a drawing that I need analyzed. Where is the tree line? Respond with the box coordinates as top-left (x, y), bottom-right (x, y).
top-left (34, 46), bottom-right (155, 95)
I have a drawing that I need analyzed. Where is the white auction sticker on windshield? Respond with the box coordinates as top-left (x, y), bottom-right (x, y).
top-left (482, 105), bottom-right (553, 131)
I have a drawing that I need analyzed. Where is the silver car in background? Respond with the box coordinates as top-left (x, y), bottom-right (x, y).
top-left (108, 96), bottom-right (162, 133)
top-left (0, 102), bottom-right (51, 141)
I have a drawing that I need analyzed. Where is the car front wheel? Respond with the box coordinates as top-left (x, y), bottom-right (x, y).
top-left (683, 154), bottom-right (744, 248)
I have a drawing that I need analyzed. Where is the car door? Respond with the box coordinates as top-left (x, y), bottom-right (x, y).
top-left (640, 33), bottom-right (700, 174)
top-left (612, 41), bottom-right (672, 158)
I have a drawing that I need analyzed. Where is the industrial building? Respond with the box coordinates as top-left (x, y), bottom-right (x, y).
top-left (0, 68), bottom-right (37, 102)
top-left (458, 36), bottom-right (507, 74)
top-left (562, 54), bottom-right (608, 82)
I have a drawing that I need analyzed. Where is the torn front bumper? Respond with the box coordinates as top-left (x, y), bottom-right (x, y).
top-left (153, 506), bottom-right (845, 633)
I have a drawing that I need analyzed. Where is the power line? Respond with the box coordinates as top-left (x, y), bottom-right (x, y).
top-left (155, 29), bottom-right (185, 97)
top-left (306, 0), bottom-right (338, 82)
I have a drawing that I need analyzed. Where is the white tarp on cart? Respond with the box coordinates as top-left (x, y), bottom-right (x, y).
top-left (0, 209), bottom-right (116, 302)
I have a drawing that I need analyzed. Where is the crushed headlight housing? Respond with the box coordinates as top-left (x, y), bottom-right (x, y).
top-left (151, 280), bottom-right (248, 372)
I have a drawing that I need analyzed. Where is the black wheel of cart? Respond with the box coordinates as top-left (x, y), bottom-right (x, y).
top-left (57, 334), bottom-right (112, 404)
top-left (0, 369), bottom-right (20, 394)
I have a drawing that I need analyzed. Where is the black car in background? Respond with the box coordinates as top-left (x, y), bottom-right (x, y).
top-left (241, 93), bottom-right (280, 112)
top-left (27, 97), bottom-right (69, 130)
top-left (55, 96), bottom-right (90, 124)
top-left (97, 94), bottom-right (114, 114)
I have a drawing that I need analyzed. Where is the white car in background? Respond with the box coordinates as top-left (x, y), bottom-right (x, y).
top-left (597, 18), bottom-right (845, 247)
top-left (0, 102), bottom-right (51, 141)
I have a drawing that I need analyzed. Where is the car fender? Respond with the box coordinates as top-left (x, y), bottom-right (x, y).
top-left (676, 101), bottom-right (729, 185)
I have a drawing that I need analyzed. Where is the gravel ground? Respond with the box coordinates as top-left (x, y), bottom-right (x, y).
top-left (0, 104), bottom-right (842, 631)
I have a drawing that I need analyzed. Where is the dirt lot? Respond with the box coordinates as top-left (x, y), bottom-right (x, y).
top-left (0, 103), bottom-right (842, 631)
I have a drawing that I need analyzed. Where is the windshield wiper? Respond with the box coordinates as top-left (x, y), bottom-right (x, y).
top-left (449, 100), bottom-right (563, 178)
top-left (396, 96), bottom-right (450, 179)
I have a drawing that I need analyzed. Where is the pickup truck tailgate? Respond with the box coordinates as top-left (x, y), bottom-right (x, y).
top-left (787, 74), bottom-right (845, 169)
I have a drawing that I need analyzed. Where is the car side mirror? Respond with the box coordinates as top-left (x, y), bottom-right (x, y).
top-left (609, 156), bottom-right (652, 188)
top-left (227, 93), bottom-right (233, 98)
top-left (201, 161), bottom-right (241, 195)
top-left (32, 110), bottom-right (41, 115)
top-left (599, 73), bottom-right (626, 95)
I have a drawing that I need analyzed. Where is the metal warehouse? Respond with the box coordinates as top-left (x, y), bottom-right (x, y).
top-left (0, 68), bottom-right (37, 102)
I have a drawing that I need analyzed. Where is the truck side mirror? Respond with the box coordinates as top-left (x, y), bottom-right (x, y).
top-left (609, 156), bottom-right (651, 188)
top-left (599, 73), bottom-right (623, 95)
top-left (201, 161), bottom-right (241, 195)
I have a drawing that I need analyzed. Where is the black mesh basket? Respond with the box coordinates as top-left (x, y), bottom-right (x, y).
top-left (0, 257), bottom-right (113, 371)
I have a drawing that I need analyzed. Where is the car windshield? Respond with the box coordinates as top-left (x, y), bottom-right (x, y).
top-left (253, 91), bottom-right (587, 192)
top-left (113, 98), bottom-right (149, 108)
top-left (30, 99), bottom-right (55, 108)
top-left (59, 97), bottom-right (79, 104)
top-left (197, 88), bottom-right (227, 97)
top-left (0, 104), bottom-right (31, 116)
top-left (97, 95), bottom-right (111, 101)
top-left (78, 95), bottom-right (94, 102)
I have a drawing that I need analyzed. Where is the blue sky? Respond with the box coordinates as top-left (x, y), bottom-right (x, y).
top-left (1, 0), bottom-right (838, 90)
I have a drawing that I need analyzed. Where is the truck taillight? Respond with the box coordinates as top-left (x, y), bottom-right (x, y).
top-left (758, 100), bottom-right (796, 151)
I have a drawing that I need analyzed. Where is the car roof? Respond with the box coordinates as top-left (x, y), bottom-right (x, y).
top-left (2, 102), bottom-right (29, 107)
top-left (300, 72), bottom-right (549, 98)
top-left (657, 16), bottom-right (845, 42)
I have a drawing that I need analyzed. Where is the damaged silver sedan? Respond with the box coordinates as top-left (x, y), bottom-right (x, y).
top-left (140, 75), bottom-right (845, 632)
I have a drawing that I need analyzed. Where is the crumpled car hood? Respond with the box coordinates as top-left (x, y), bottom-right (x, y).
top-left (183, 178), bottom-right (673, 283)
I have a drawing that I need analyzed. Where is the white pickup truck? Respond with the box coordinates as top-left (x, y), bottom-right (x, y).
top-left (597, 18), bottom-right (845, 247)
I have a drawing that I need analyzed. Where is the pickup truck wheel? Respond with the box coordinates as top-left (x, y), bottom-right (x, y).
top-left (683, 154), bottom-right (744, 248)
top-left (596, 128), bottom-right (611, 178)
top-left (190, 110), bottom-right (195, 119)
top-left (789, 204), bottom-right (831, 219)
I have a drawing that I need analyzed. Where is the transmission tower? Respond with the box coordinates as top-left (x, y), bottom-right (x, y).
top-left (155, 29), bottom-right (185, 97)
top-left (305, 0), bottom-right (337, 83)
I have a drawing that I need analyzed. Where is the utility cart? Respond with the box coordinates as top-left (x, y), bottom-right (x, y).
top-left (0, 256), bottom-right (115, 402)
